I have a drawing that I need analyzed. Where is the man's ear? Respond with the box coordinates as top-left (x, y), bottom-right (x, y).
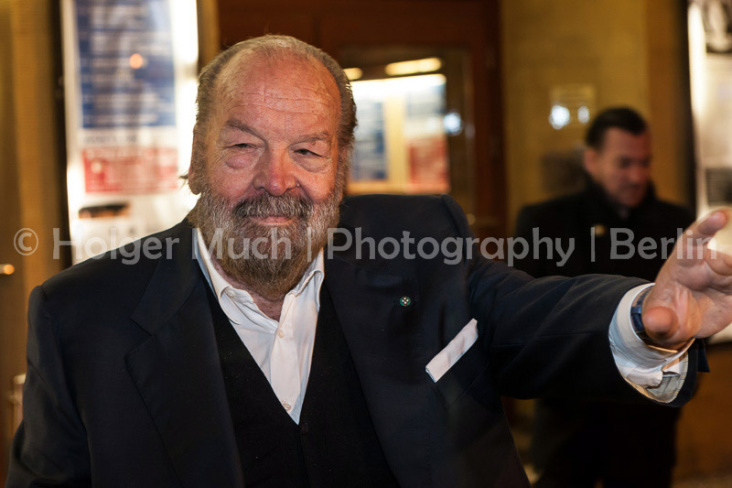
top-left (187, 127), bottom-right (204, 195)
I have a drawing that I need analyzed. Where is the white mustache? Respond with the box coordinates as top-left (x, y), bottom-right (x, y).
top-left (234, 194), bottom-right (313, 219)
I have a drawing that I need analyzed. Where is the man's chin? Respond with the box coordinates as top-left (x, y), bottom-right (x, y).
top-left (618, 190), bottom-right (646, 209)
top-left (624, 197), bottom-right (645, 209)
top-left (221, 253), bottom-right (313, 300)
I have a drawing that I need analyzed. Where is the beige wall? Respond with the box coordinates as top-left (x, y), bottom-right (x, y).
top-left (501, 0), bottom-right (692, 233)
top-left (0, 0), bottom-right (65, 480)
top-left (9, 0), bottom-right (66, 291)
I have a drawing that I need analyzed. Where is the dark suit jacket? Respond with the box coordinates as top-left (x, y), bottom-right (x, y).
top-left (7, 195), bottom-right (701, 488)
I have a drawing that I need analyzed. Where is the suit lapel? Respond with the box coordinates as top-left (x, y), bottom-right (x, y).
top-left (125, 223), bottom-right (243, 488)
top-left (324, 246), bottom-right (434, 486)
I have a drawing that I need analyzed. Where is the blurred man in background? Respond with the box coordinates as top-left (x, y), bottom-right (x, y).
top-left (515, 107), bottom-right (694, 487)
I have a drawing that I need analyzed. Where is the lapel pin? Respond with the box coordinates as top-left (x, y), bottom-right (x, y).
top-left (399, 296), bottom-right (412, 307)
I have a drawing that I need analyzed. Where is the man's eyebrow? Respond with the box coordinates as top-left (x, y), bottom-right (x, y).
top-left (222, 119), bottom-right (332, 143)
top-left (223, 119), bottom-right (259, 136)
top-left (299, 131), bottom-right (332, 143)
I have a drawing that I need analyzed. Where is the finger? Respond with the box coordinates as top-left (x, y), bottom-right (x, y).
top-left (705, 246), bottom-right (732, 278)
top-left (687, 209), bottom-right (729, 241)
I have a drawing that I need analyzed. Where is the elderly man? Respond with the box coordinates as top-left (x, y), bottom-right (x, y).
top-left (7, 35), bottom-right (732, 488)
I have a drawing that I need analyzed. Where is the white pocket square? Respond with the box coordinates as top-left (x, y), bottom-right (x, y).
top-left (426, 319), bottom-right (478, 382)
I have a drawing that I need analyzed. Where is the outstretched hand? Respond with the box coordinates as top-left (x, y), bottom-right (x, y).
top-left (643, 210), bottom-right (732, 349)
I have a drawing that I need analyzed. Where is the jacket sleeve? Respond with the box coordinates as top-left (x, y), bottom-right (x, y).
top-left (6, 286), bottom-right (91, 488)
top-left (438, 195), bottom-right (701, 407)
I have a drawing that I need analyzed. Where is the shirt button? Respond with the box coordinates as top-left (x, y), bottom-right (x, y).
top-left (225, 289), bottom-right (235, 298)
top-left (282, 401), bottom-right (292, 411)
top-left (277, 329), bottom-right (285, 338)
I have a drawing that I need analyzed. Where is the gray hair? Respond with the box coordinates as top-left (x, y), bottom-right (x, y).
top-left (188, 35), bottom-right (356, 193)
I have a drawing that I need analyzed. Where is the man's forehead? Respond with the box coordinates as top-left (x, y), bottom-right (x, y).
top-left (604, 127), bottom-right (649, 143)
top-left (216, 51), bottom-right (340, 109)
top-left (600, 128), bottom-right (650, 151)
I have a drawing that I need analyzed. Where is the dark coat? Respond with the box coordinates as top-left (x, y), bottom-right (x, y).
top-left (514, 182), bottom-right (694, 280)
top-left (7, 195), bottom-right (701, 488)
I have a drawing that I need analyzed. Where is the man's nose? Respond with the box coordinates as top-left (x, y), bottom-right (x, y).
top-left (627, 165), bottom-right (649, 185)
top-left (253, 149), bottom-right (297, 196)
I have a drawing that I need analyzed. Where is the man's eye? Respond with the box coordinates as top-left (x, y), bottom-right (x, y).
top-left (233, 143), bottom-right (251, 149)
top-left (618, 159), bottom-right (632, 169)
top-left (295, 148), bottom-right (320, 157)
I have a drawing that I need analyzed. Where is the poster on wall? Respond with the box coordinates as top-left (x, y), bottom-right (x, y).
top-left (689, 0), bottom-right (732, 342)
top-left (349, 74), bottom-right (450, 194)
top-left (351, 95), bottom-right (387, 182)
top-left (404, 78), bottom-right (449, 193)
top-left (61, 0), bottom-right (199, 262)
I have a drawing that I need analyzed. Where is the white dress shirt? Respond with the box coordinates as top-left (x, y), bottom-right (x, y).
top-left (609, 284), bottom-right (693, 403)
top-left (195, 229), bottom-right (324, 423)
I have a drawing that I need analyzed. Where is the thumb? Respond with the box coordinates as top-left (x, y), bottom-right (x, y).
top-left (642, 305), bottom-right (687, 349)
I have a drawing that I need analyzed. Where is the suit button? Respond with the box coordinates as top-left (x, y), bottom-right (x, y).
top-left (301, 422), bottom-right (309, 435)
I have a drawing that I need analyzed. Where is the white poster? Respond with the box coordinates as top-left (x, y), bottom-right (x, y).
top-left (689, 0), bottom-right (732, 342)
top-left (61, 0), bottom-right (198, 262)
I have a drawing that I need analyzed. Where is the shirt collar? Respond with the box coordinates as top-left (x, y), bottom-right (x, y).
top-left (194, 228), bottom-right (325, 309)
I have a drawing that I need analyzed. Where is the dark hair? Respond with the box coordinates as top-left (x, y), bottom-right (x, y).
top-left (584, 107), bottom-right (648, 150)
top-left (188, 35), bottom-right (356, 194)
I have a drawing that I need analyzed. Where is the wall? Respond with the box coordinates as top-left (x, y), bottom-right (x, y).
top-left (0, 0), bottom-right (65, 482)
top-left (675, 343), bottom-right (732, 479)
top-left (502, 0), bottom-right (692, 232)
top-left (646, 0), bottom-right (695, 211)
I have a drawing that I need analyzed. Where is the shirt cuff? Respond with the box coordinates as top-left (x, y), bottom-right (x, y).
top-left (608, 284), bottom-right (694, 403)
